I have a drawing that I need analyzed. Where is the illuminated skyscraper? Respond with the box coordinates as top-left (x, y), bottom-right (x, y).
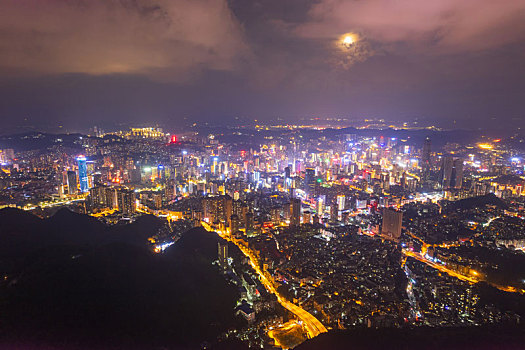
top-left (317, 196), bottom-right (325, 216)
top-left (77, 156), bottom-right (89, 193)
top-left (337, 195), bottom-right (345, 211)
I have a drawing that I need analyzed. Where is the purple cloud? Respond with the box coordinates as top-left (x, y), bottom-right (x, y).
top-left (294, 0), bottom-right (525, 54)
top-left (0, 0), bottom-right (248, 78)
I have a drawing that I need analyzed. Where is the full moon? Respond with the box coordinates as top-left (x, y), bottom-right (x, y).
top-left (339, 33), bottom-right (359, 49)
top-left (342, 36), bottom-right (354, 45)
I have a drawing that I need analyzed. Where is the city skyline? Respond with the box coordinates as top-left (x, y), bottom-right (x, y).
top-left (0, 123), bottom-right (524, 349)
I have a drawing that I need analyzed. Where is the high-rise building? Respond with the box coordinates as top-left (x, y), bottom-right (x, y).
top-left (67, 170), bottom-right (77, 195)
top-left (304, 168), bottom-right (316, 195)
top-left (105, 187), bottom-right (117, 209)
top-left (284, 166), bottom-right (291, 179)
top-left (93, 173), bottom-right (103, 186)
top-left (441, 156), bottom-right (463, 189)
top-left (86, 161), bottom-right (95, 188)
top-left (223, 196), bottom-right (233, 228)
top-left (218, 242), bottom-right (228, 270)
top-left (245, 211), bottom-right (254, 234)
top-left (290, 197), bottom-right (301, 226)
top-left (117, 188), bottom-right (136, 216)
top-left (202, 195), bottom-right (233, 229)
top-left (382, 208), bottom-right (403, 240)
top-left (452, 158), bottom-right (463, 189)
top-left (421, 137), bottom-right (431, 182)
top-left (330, 202), bottom-right (338, 223)
top-left (421, 137), bottom-right (431, 169)
top-left (89, 185), bottom-right (108, 209)
top-left (152, 193), bottom-right (163, 210)
top-left (77, 156), bottom-right (89, 193)
top-left (284, 166), bottom-right (292, 189)
top-left (441, 156), bottom-right (454, 189)
top-left (337, 195), bottom-right (345, 211)
top-left (230, 214), bottom-right (240, 234)
top-left (317, 196), bottom-right (325, 216)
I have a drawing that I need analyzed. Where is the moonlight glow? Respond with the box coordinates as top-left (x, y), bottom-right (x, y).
top-left (340, 33), bottom-right (358, 48)
top-left (343, 36), bottom-right (354, 45)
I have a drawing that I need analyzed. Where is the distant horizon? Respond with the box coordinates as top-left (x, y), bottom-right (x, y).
top-left (1, 116), bottom-right (523, 137)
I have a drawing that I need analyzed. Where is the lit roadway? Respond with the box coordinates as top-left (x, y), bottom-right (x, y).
top-left (362, 228), bottom-right (523, 294)
top-left (22, 195), bottom-right (87, 211)
top-left (403, 250), bottom-right (478, 284)
top-left (402, 249), bottom-right (523, 294)
top-left (200, 221), bottom-right (327, 339)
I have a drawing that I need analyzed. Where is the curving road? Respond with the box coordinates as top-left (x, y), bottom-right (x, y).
top-left (201, 222), bottom-right (327, 338)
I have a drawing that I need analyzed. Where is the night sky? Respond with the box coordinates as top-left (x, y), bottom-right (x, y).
top-left (1, 0), bottom-right (525, 132)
